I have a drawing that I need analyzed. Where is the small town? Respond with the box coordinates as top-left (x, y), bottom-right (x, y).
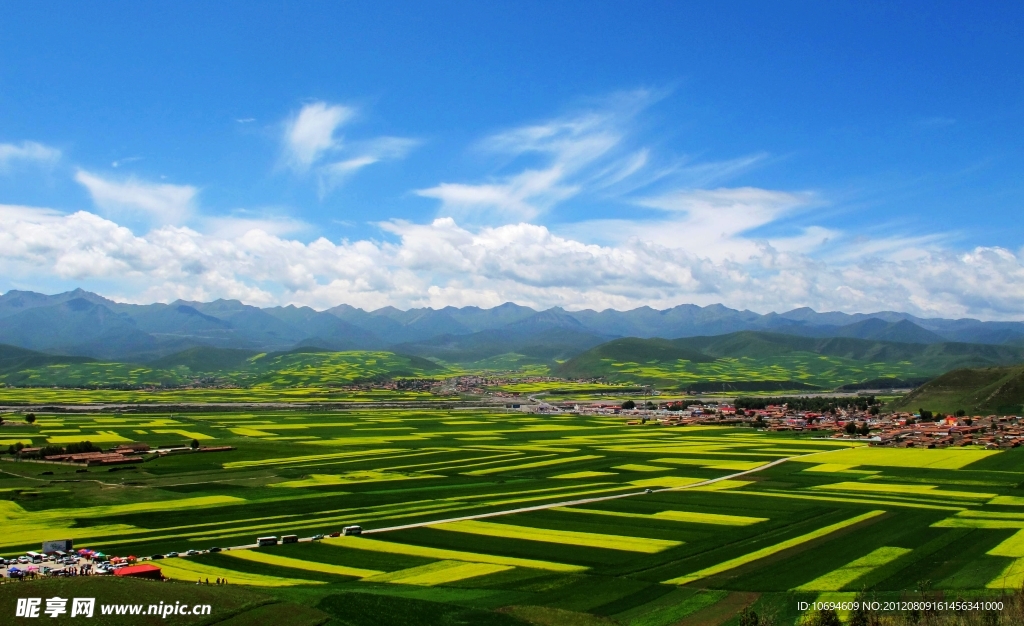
top-left (525, 398), bottom-right (1024, 449)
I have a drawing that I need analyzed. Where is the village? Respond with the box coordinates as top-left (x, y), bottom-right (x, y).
top-left (333, 375), bottom-right (1024, 450)
top-left (516, 397), bottom-right (1024, 450)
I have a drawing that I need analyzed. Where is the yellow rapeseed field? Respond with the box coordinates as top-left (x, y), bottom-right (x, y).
top-left (434, 519), bottom-right (681, 553)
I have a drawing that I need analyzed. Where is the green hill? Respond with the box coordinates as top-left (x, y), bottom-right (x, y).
top-left (0, 343), bottom-right (96, 375)
top-left (148, 346), bottom-right (260, 371)
top-left (221, 348), bottom-right (445, 387)
top-left (554, 332), bottom-right (1024, 390)
top-left (0, 348), bottom-right (446, 389)
top-left (891, 365), bottom-right (1024, 415)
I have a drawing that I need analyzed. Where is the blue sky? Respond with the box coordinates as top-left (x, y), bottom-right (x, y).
top-left (1, 1), bottom-right (1023, 318)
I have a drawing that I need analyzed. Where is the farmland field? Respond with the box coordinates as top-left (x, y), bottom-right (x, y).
top-left (2, 406), bottom-right (1023, 625)
top-left (0, 350), bottom-right (446, 389)
top-left (568, 353), bottom-right (931, 390)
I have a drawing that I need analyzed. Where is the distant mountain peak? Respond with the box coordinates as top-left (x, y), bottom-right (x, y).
top-left (1, 289), bottom-right (1023, 363)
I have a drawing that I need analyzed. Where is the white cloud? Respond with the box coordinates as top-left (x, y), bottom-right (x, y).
top-left (319, 136), bottom-right (420, 194)
top-left (282, 102), bottom-right (354, 170)
top-left (416, 91), bottom-right (774, 228)
top-left (110, 156), bottom-right (143, 168)
top-left (562, 187), bottom-right (815, 260)
top-left (200, 214), bottom-right (310, 239)
top-left (74, 170), bottom-right (197, 226)
top-left (417, 92), bottom-right (653, 223)
top-left (0, 141), bottom-right (61, 170)
top-left (281, 103), bottom-right (417, 192)
top-left (3, 205), bottom-right (1024, 321)
top-left (417, 168), bottom-right (577, 222)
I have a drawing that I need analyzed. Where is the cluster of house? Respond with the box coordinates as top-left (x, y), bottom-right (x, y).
top-left (507, 397), bottom-right (1023, 449)
top-left (12, 442), bottom-right (235, 465)
top-left (722, 404), bottom-right (1022, 448)
top-left (637, 402), bottom-right (1022, 449)
top-left (39, 442), bottom-right (152, 466)
top-left (329, 375), bottom-right (512, 396)
top-left (369, 378), bottom-right (439, 391)
top-left (331, 375), bottom-right (630, 398)
top-left (864, 414), bottom-right (1023, 448)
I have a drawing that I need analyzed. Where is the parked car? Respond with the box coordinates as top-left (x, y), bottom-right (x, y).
top-left (150, 554), bottom-right (164, 560)
top-left (165, 552), bottom-right (179, 558)
top-left (208, 547), bottom-right (222, 553)
top-left (311, 534), bottom-right (324, 541)
top-left (185, 550), bottom-right (198, 556)
top-left (329, 532), bottom-right (341, 538)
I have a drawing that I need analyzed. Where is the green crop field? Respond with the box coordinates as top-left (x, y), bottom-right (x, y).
top-left (0, 386), bottom-right (446, 405)
top-left (566, 353), bottom-right (931, 390)
top-left (2, 405), bottom-right (1023, 625)
top-left (554, 332), bottom-right (1024, 393)
top-left (0, 350), bottom-right (446, 390)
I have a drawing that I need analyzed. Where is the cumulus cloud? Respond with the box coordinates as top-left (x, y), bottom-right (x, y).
top-left (74, 170), bottom-right (197, 226)
top-left (0, 141), bottom-right (61, 170)
top-left (200, 214), bottom-right (310, 239)
top-left (2, 204), bottom-right (1023, 320)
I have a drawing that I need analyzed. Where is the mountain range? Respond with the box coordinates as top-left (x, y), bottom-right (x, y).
top-left (2, 288), bottom-right (1024, 364)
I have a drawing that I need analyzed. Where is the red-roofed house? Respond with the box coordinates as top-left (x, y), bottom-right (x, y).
top-left (114, 564), bottom-right (162, 580)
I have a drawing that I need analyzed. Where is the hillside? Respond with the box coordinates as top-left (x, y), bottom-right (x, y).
top-left (0, 343), bottom-right (96, 376)
top-left (148, 346), bottom-right (260, 371)
top-left (391, 309), bottom-right (611, 364)
top-left (892, 365), bottom-right (1024, 415)
top-left (554, 332), bottom-right (1024, 390)
top-left (0, 348), bottom-right (445, 389)
top-left (222, 349), bottom-right (445, 387)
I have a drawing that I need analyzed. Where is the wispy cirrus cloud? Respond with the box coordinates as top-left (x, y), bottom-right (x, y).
top-left (74, 170), bottom-right (197, 226)
top-left (417, 96), bottom-right (637, 222)
top-left (563, 187), bottom-right (817, 260)
top-left (319, 136), bottom-right (420, 194)
top-left (280, 102), bottom-right (418, 193)
top-left (282, 102), bottom-right (355, 171)
top-left (0, 141), bottom-right (61, 170)
top-left (416, 90), bottom-right (771, 225)
top-left (417, 168), bottom-right (578, 222)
